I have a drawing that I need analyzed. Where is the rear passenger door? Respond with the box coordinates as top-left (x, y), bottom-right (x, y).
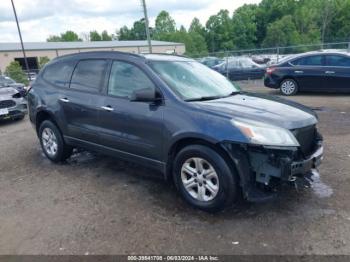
top-left (98, 60), bottom-right (164, 163)
top-left (324, 55), bottom-right (350, 92)
top-left (291, 55), bottom-right (325, 91)
top-left (61, 59), bottom-right (109, 143)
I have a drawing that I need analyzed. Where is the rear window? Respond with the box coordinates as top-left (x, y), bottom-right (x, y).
top-left (292, 55), bottom-right (323, 66)
top-left (325, 55), bottom-right (350, 67)
top-left (42, 60), bottom-right (75, 88)
top-left (70, 59), bottom-right (108, 93)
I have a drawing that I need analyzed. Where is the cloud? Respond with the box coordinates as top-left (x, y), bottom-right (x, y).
top-left (0, 0), bottom-right (261, 42)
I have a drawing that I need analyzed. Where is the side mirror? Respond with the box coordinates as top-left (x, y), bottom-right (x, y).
top-left (130, 88), bottom-right (159, 102)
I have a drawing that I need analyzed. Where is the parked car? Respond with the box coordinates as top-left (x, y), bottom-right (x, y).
top-left (198, 57), bottom-right (224, 68)
top-left (213, 57), bottom-right (266, 81)
top-left (28, 52), bottom-right (323, 212)
top-left (0, 75), bottom-right (26, 96)
top-left (28, 72), bottom-right (37, 81)
top-left (0, 86), bottom-right (27, 121)
top-left (264, 51), bottom-right (350, 95)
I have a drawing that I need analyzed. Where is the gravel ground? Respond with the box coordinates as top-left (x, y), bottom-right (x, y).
top-left (0, 81), bottom-right (350, 255)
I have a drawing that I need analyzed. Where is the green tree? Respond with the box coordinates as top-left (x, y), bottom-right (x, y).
top-left (328, 0), bottom-right (350, 41)
top-left (133, 19), bottom-right (147, 40)
top-left (90, 30), bottom-right (102, 41)
top-left (5, 61), bottom-right (29, 85)
top-left (38, 56), bottom-right (50, 69)
top-left (231, 4), bottom-right (258, 49)
top-left (47, 30), bottom-right (82, 42)
top-left (60, 31), bottom-right (82, 41)
top-left (263, 15), bottom-right (301, 47)
top-left (46, 35), bottom-right (62, 42)
top-left (101, 30), bottom-right (112, 41)
top-left (205, 10), bottom-right (234, 52)
top-left (118, 26), bottom-right (135, 40)
top-left (155, 11), bottom-right (176, 37)
top-left (255, 0), bottom-right (298, 46)
top-left (189, 18), bottom-right (205, 37)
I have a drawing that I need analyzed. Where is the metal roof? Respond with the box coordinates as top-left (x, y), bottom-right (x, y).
top-left (0, 40), bottom-right (184, 52)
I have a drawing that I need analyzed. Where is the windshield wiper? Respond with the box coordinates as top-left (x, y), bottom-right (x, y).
top-left (185, 91), bottom-right (241, 102)
top-left (224, 91), bottom-right (241, 97)
top-left (185, 95), bottom-right (225, 102)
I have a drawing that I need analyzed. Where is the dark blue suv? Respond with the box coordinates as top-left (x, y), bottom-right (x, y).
top-left (28, 52), bottom-right (323, 212)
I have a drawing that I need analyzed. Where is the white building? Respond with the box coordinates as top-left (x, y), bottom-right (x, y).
top-left (0, 40), bottom-right (186, 73)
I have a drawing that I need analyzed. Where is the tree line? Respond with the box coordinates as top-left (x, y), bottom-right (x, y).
top-left (46, 0), bottom-right (350, 57)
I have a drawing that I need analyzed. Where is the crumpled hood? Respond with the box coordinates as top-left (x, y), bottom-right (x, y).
top-left (0, 87), bottom-right (18, 100)
top-left (194, 92), bottom-right (318, 130)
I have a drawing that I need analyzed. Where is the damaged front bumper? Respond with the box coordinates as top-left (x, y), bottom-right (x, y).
top-left (221, 134), bottom-right (323, 202)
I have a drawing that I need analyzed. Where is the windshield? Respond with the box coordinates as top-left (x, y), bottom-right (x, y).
top-left (150, 61), bottom-right (239, 101)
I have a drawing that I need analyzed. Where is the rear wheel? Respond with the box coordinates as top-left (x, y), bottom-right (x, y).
top-left (280, 79), bottom-right (298, 96)
top-left (39, 120), bottom-right (72, 162)
top-left (173, 145), bottom-right (238, 212)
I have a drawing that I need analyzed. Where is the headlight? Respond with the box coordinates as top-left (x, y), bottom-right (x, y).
top-left (232, 118), bottom-right (299, 147)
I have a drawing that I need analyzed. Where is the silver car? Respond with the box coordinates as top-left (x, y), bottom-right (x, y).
top-left (0, 87), bottom-right (27, 121)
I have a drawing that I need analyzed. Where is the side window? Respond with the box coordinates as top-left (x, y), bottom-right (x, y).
top-left (228, 60), bottom-right (238, 69)
top-left (43, 61), bottom-right (75, 88)
top-left (326, 55), bottom-right (350, 67)
top-left (108, 61), bottom-right (155, 98)
top-left (293, 55), bottom-right (323, 66)
top-left (70, 60), bottom-right (108, 92)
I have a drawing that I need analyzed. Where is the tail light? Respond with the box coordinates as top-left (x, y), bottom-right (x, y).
top-left (266, 67), bottom-right (276, 75)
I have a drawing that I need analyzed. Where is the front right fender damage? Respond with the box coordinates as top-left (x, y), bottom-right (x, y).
top-left (220, 138), bottom-right (323, 203)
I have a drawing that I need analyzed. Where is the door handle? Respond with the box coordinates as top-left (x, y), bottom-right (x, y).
top-left (325, 71), bottom-right (335, 74)
top-left (101, 106), bottom-right (114, 112)
top-left (59, 98), bottom-right (69, 103)
top-left (294, 71), bottom-right (304, 74)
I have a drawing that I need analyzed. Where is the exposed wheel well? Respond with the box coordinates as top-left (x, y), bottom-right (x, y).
top-left (35, 111), bottom-right (58, 135)
top-left (166, 138), bottom-right (238, 182)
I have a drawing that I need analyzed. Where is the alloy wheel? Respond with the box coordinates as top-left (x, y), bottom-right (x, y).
top-left (281, 80), bottom-right (296, 95)
top-left (41, 127), bottom-right (58, 157)
top-left (181, 157), bottom-right (219, 202)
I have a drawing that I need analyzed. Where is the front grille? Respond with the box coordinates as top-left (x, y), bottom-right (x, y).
top-left (0, 100), bottom-right (15, 109)
top-left (293, 125), bottom-right (316, 156)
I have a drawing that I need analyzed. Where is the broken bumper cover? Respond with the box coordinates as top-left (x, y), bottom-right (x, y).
top-left (222, 138), bottom-right (323, 202)
top-left (288, 146), bottom-right (323, 178)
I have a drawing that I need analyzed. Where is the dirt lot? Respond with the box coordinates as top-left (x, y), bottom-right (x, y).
top-left (0, 81), bottom-right (350, 255)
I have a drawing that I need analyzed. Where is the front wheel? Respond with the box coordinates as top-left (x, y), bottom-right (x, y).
top-left (173, 145), bottom-right (239, 212)
top-left (39, 120), bottom-right (72, 162)
top-left (280, 79), bottom-right (298, 96)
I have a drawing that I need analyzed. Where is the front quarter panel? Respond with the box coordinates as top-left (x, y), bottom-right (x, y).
top-left (162, 102), bottom-right (249, 159)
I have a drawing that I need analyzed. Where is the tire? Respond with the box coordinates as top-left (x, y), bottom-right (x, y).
top-left (39, 120), bottom-right (72, 162)
top-left (173, 145), bottom-right (239, 212)
top-left (280, 79), bottom-right (298, 96)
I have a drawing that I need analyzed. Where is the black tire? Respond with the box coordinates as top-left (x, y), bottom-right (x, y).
top-left (173, 145), bottom-right (239, 212)
top-left (280, 79), bottom-right (298, 96)
top-left (39, 120), bottom-right (72, 162)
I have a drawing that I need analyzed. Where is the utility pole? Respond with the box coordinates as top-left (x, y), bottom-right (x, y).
top-left (11, 0), bottom-right (30, 79)
top-left (141, 0), bottom-right (152, 53)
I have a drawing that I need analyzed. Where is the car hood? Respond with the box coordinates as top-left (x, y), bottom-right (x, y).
top-left (193, 92), bottom-right (317, 130)
top-left (0, 87), bottom-right (19, 100)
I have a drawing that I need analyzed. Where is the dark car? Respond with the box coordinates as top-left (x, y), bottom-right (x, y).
top-left (264, 51), bottom-right (350, 95)
top-left (28, 51), bottom-right (323, 212)
top-left (213, 57), bottom-right (266, 81)
top-left (0, 75), bottom-right (26, 96)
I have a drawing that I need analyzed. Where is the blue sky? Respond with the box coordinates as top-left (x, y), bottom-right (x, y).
top-left (0, 0), bottom-right (261, 42)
